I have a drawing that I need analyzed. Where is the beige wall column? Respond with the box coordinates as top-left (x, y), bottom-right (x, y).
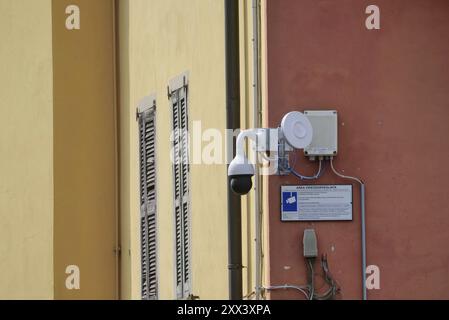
top-left (52, 0), bottom-right (118, 299)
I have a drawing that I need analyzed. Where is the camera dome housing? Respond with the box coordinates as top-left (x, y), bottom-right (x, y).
top-left (230, 175), bottom-right (253, 195)
top-left (228, 154), bottom-right (255, 195)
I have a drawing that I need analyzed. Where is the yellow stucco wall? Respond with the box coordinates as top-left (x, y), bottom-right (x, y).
top-left (0, 0), bottom-right (54, 299)
top-left (0, 0), bottom-right (266, 300)
top-left (239, 0), bottom-right (256, 299)
top-left (119, 0), bottom-right (229, 299)
top-left (238, 0), bottom-right (270, 299)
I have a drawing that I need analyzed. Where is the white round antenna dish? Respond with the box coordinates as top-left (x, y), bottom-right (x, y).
top-left (281, 111), bottom-right (313, 149)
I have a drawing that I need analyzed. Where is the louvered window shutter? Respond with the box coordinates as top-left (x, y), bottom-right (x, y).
top-left (179, 87), bottom-right (191, 298)
top-left (170, 79), bottom-right (191, 300)
top-left (138, 96), bottom-right (158, 300)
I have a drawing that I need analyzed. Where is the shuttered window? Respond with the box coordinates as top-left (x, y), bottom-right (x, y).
top-left (169, 75), bottom-right (191, 300)
top-left (137, 96), bottom-right (158, 300)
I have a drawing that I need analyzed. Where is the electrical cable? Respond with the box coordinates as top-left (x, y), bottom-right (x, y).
top-left (290, 160), bottom-right (322, 180)
top-left (330, 157), bottom-right (363, 185)
top-left (305, 255), bottom-right (340, 300)
top-left (314, 255), bottom-right (340, 300)
top-left (243, 291), bottom-right (256, 300)
top-left (264, 285), bottom-right (310, 300)
top-left (267, 254), bottom-right (340, 300)
top-left (306, 259), bottom-right (315, 300)
top-left (275, 144), bottom-right (328, 181)
top-left (277, 147), bottom-right (323, 181)
top-left (318, 159), bottom-right (327, 178)
top-left (330, 157), bottom-right (367, 300)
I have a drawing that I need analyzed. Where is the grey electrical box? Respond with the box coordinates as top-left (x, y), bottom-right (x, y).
top-left (303, 229), bottom-right (318, 258)
top-left (304, 110), bottom-right (338, 157)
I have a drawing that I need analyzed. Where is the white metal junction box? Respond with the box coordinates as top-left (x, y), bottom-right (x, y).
top-left (304, 110), bottom-right (338, 157)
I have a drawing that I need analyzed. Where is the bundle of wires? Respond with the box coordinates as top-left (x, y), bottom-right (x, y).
top-left (290, 159), bottom-right (324, 180)
top-left (265, 254), bottom-right (340, 300)
top-left (305, 254), bottom-right (340, 300)
top-left (279, 150), bottom-right (326, 181)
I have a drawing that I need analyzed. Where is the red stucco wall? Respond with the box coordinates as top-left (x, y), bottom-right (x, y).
top-left (266, 0), bottom-right (449, 299)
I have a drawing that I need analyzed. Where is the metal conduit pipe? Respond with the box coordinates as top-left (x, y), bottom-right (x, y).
top-left (330, 158), bottom-right (367, 300)
top-left (225, 0), bottom-right (243, 300)
top-left (361, 183), bottom-right (367, 300)
top-left (252, 0), bottom-right (262, 301)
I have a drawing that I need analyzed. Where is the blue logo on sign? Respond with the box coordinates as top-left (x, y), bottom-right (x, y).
top-left (282, 192), bottom-right (297, 212)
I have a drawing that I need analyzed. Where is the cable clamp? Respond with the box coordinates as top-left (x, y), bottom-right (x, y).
top-left (228, 264), bottom-right (243, 270)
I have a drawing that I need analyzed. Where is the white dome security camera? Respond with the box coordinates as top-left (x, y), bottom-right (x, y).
top-left (228, 111), bottom-right (312, 195)
top-left (228, 153), bottom-right (255, 195)
top-left (228, 129), bottom-right (259, 195)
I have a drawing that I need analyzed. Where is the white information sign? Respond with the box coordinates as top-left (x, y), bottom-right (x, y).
top-left (281, 185), bottom-right (353, 221)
